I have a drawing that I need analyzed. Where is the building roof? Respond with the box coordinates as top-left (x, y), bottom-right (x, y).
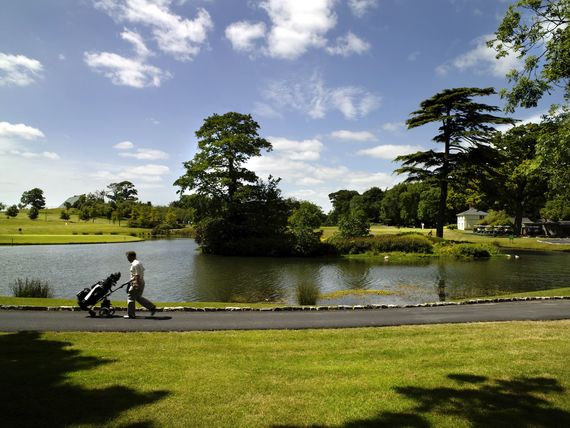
top-left (58, 195), bottom-right (83, 208)
top-left (456, 208), bottom-right (488, 216)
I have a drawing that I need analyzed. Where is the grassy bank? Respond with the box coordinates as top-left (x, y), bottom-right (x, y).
top-left (2, 321), bottom-right (570, 426)
top-left (0, 296), bottom-right (282, 309)
top-left (3, 286), bottom-right (569, 308)
top-left (0, 209), bottom-right (192, 245)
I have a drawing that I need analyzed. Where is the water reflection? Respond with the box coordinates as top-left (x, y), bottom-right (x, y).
top-left (1, 239), bottom-right (569, 305)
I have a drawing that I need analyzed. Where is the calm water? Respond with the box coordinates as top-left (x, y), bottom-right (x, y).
top-left (1, 239), bottom-right (569, 305)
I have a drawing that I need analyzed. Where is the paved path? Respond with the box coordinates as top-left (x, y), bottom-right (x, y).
top-left (1, 300), bottom-right (569, 332)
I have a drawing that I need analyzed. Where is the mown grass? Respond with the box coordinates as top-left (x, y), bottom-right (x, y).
top-left (3, 287), bottom-right (569, 309)
top-left (2, 321), bottom-right (570, 427)
top-left (0, 296), bottom-right (282, 309)
top-left (321, 225), bottom-right (570, 252)
top-left (0, 209), bottom-right (149, 244)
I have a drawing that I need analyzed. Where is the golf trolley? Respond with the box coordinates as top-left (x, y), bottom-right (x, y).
top-left (76, 272), bottom-right (131, 317)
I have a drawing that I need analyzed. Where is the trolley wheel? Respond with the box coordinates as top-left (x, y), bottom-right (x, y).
top-left (99, 307), bottom-right (111, 317)
top-left (88, 309), bottom-right (96, 318)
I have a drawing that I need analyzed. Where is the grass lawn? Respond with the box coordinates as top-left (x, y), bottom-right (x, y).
top-left (0, 296), bottom-right (282, 309)
top-left (321, 225), bottom-right (570, 252)
top-left (0, 209), bottom-right (151, 244)
top-left (2, 321), bottom-right (570, 427)
top-left (2, 287), bottom-right (569, 308)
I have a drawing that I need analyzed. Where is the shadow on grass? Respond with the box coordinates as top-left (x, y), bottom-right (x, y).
top-left (276, 373), bottom-right (570, 427)
top-left (0, 332), bottom-right (169, 427)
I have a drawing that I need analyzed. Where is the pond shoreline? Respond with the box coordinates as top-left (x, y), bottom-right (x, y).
top-left (3, 295), bottom-right (570, 313)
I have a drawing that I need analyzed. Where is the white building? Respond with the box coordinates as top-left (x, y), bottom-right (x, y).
top-left (456, 208), bottom-right (488, 230)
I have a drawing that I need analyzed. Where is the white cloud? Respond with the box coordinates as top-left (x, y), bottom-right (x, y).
top-left (269, 136), bottom-right (323, 161)
top-left (121, 28), bottom-right (152, 58)
top-left (262, 72), bottom-right (381, 120)
top-left (252, 102), bottom-right (283, 119)
top-left (0, 53), bottom-right (43, 87)
top-left (326, 32), bottom-right (370, 57)
top-left (84, 51), bottom-right (170, 88)
top-left (357, 144), bottom-right (423, 160)
top-left (119, 148), bottom-right (169, 160)
top-left (436, 34), bottom-right (522, 77)
top-left (348, 0), bottom-right (378, 18)
top-left (331, 130), bottom-right (376, 142)
top-left (0, 121), bottom-right (60, 160)
top-left (407, 51), bottom-right (420, 61)
top-left (381, 121), bottom-right (406, 133)
top-left (0, 122), bottom-right (45, 140)
top-left (225, 21), bottom-right (266, 53)
top-left (260, 0), bottom-right (337, 59)
top-left (93, 163), bottom-right (170, 183)
top-left (95, 0), bottom-right (213, 61)
top-left (8, 150), bottom-right (60, 160)
top-left (113, 140), bottom-right (135, 150)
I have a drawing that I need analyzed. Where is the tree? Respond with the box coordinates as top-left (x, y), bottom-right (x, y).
top-left (175, 112), bottom-right (272, 205)
top-left (20, 188), bottom-right (46, 210)
top-left (0, 202), bottom-right (5, 211)
top-left (288, 201), bottom-right (326, 255)
top-left (360, 187), bottom-right (384, 223)
top-left (395, 87), bottom-right (515, 238)
top-left (536, 107), bottom-right (570, 217)
top-left (107, 181), bottom-right (138, 203)
top-left (488, 0), bottom-right (570, 111)
top-left (6, 205), bottom-right (19, 218)
top-left (327, 190), bottom-right (359, 225)
top-left (174, 112), bottom-right (291, 255)
top-left (338, 209), bottom-right (370, 238)
top-left (28, 206), bottom-right (39, 220)
top-left (492, 123), bottom-right (548, 233)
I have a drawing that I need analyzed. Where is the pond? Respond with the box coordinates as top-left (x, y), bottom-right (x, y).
top-left (1, 239), bottom-right (569, 305)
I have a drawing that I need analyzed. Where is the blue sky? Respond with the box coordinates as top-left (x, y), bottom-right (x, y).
top-left (0, 0), bottom-right (560, 211)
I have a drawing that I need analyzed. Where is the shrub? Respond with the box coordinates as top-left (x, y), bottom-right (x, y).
top-left (11, 278), bottom-right (53, 298)
top-left (447, 224), bottom-right (457, 230)
top-left (434, 242), bottom-right (497, 259)
top-left (296, 282), bottom-right (319, 306)
top-left (60, 211), bottom-right (70, 220)
top-left (28, 206), bottom-right (39, 220)
top-left (327, 233), bottom-right (433, 255)
top-left (6, 205), bottom-right (19, 218)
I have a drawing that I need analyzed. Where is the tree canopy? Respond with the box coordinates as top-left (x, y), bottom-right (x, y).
top-left (489, 0), bottom-right (570, 111)
top-left (20, 188), bottom-right (46, 210)
top-left (396, 87), bottom-right (515, 237)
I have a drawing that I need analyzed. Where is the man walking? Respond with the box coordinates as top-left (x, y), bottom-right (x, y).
top-left (124, 251), bottom-right (156, 319)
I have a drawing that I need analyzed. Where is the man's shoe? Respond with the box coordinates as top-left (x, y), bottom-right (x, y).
top-left (150, 307), bottom-right (156, 316)
top-left (123, 315), bottom-right (135, 319)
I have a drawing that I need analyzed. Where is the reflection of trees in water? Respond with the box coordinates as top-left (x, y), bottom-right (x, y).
top-left (437, 263), bottom-right (447, 302)
top-left (1, 332), bottom-right (168, 426)
top-left (191, 255), bottom-right (287, 303)
top-left (335, 260), bottom-right (374, 290)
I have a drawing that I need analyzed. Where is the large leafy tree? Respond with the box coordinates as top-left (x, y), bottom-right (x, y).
top-left (492, 123), bottom-right (548, 233)
top-left (20, 188), bottom-right (46, 210)
top-left (327, 190), bottom-right (359, 225)
top-left (537, 107), bottom-right (570, 219)
top-left (107, 181), bottom-right (138, 203)
top-left (396, 87), bottom-right (515, 238)
top-left (488, 0), bottom-right (570, 112)
top-left (174, 112), bottom-right (292, 255)
top-left (175, 112), bottom-right (272, 205)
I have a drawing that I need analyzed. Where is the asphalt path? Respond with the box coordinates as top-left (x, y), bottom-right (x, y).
top-left (1, 300), bottom-right (569, 332)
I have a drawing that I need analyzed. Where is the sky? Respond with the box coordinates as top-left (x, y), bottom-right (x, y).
top-left (0, 0), bottom-right (561, 212)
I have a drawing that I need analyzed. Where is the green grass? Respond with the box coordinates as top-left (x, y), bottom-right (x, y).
top-left (2, 321), bottom-right (570, 426)
top-left (0, 209), bottom-right (150, 244)
top-left (0, 296), bottom-right (282, 309)
top-left (3, 287), bottom-right (569, 309)
top-left (321, 225), bottom-right (570, 252)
